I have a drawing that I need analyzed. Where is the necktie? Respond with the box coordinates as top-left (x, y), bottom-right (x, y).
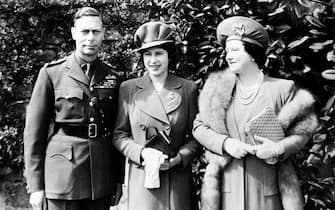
top-left (82, 63), bottom-right (93, 81)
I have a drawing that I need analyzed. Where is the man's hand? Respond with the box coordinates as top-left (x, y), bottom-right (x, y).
top-left (29, 190), bottom-right (45, 210)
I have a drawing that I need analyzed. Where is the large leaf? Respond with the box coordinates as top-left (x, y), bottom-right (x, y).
top-left (310, 40), bottom-right (333, 52)
top-left (305, 15), bottom-right (326, 29)
top-left (287, 36), bottom-right (310, 51)
top-left (322, 69), bottom-right (335, 80)
top-left (274, 24), bottom-right (292, 34)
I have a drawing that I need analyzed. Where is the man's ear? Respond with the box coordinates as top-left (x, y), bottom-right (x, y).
top-left (71, 26), bottom-right (76, 40)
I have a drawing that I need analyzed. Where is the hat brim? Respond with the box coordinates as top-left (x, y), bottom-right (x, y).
top-left (135, 40), bottom-right (174, 52)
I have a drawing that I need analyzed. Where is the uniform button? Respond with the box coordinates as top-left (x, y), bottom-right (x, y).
top-left (89, 117), bottom-right (94, 122)
top-left (90, 87), bottom-right (94, 91)
top-left (89, 102), bottom-right (94, 106)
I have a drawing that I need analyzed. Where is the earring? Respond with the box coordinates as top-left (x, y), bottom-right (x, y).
top-left (251, 58), bottom-right (255, 62)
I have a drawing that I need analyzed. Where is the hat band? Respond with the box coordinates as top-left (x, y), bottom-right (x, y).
top-left (227, 35), bottom-right (264, 48)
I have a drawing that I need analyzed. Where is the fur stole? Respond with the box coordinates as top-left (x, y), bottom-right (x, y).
top-left (198, 70), bottom-right (319, 210)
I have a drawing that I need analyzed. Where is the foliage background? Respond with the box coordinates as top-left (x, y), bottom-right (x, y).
top-left (1, 0), bottom-right (335, 209)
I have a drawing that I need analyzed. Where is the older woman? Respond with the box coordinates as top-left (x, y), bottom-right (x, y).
top-left (113, 21), bottom-right (199, 210)
top-left (193, 16), bottom-right (319, 210)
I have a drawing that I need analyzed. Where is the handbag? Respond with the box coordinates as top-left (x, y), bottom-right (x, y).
top-left (245, 107), bottom-right (304, 210)
top-left (246, 106), bottom-right (285, 144)
top-left (144, 126), bottom-right (176, 158)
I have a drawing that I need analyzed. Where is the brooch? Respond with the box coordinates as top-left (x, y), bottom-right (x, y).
top-left (233, 23), bottom-right (245, 37)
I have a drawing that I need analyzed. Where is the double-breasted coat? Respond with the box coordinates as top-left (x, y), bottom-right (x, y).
top-left (113, 73), bottom-right (200, 210)
top-left (24, 52), bottom-right (124, 200)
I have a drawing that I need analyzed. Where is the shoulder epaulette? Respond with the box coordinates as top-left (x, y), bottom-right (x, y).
top-left (45, 56), bottom-right (67, 67)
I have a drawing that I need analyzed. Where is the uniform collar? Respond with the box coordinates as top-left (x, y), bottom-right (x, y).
top-left (65, 52), bottom-right (109, 86)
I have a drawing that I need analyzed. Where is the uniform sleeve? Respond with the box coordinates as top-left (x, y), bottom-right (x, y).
top-left (177, 82), bottom-right (200, 167)
top-left (193, 114), bottom-right (229, 156)
top-left (24, 67), bottom-right (54, 193)
top-left (112, 82), bottom-right (144, 165)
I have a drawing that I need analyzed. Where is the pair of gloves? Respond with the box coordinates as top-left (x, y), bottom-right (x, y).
top-left (141, 148), bottom-right (181, 188)
top-left (223, 136), bottom-right (285, 164)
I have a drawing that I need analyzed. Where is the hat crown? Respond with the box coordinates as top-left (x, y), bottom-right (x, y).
top-left (217, 16), bottom-right (269, 48)
top-left (134, 21), bottom-right (174, 52)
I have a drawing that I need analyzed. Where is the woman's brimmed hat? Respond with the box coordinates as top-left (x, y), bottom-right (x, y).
top-left (134, 21), bottom-right (174, 52)
top-left (216, 16), bottom-right (269, 48)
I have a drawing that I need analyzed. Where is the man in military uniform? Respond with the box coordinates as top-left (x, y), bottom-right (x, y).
top-left (24, 7), bottom-right (124, 210)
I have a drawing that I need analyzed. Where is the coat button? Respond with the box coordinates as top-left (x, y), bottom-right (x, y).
top-left (89, 117), bottom-right (94, 122)
top-left (90, 87), bottom-right (94, 91)
top-left (89, 102), bottom-right (94, 106)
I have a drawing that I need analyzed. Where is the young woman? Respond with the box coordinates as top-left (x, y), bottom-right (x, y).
top-left (193, 16), bottom-right (319, 210)
top-left (113, 21), bottom-right (199, 210)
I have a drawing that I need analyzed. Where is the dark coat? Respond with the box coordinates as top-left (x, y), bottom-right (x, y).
top-left (113, 73), bottom-right (199, 210)
top-left (24, 52), bottom-right (124, 200)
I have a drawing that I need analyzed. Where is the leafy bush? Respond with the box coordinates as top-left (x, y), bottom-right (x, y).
top-left (1, 0), bottom-right (335, 209)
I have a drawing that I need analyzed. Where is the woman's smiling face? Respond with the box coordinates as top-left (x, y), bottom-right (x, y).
top-left (225, 39), bottom-right (254, 74)
top-left (143, 47), bottom-right (169, 77)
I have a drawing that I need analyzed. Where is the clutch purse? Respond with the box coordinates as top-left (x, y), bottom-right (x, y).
top-left (245, 107), bottom-right (285, 145)
top-left (144, 126), bottom-right (176, 158)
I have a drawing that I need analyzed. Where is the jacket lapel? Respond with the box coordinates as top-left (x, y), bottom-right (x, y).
top-left (66, 53), bottom-right (89, 85)
top-left (135, 74), bottom-right (170, 125)
top-left (90, 61), bottom-right (108, 86)
top-left (158, 74), bottom-right (182, 115)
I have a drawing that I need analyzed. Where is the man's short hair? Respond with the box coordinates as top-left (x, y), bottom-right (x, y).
top-left (73, 7), bottom-right (102, 25)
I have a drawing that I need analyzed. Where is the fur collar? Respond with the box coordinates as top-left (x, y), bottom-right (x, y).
top-left (198, 69), bottom-right (318, 136)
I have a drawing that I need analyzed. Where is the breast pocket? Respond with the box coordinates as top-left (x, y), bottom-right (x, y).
top-left (45, 141), bottom-right (74, 194)
top-left (55, 88), bottom-right (84, 121)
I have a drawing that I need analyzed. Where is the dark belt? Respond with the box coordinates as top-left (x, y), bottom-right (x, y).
top-left (55, 124), bottom-right (99, 139)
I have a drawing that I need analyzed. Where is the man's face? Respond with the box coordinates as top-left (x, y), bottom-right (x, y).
top-left (71, 16), bottom-right (104, 60)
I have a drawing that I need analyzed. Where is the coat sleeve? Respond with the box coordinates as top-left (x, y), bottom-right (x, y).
top-left (24, 66), bottom-right (54, 193)
top-left (112, 82), bottom-right (144, 166)
top-left (177, 82), bottom-right (200, 167)
top-left (193, 114), bottom-right (229, 156)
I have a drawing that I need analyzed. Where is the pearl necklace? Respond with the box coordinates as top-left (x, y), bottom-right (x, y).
top-left (236, 72), bottom-right (264, 105)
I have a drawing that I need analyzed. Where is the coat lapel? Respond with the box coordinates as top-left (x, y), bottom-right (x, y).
top-left (135, 74), bottom-right (171, 125)
top-left (158, 74), bottom-right (182, 115)
top-left (66, 53), bottom-right (89, 85)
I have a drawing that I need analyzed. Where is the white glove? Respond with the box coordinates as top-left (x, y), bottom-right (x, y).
top-left (141, 147), bottom-right (168, 167)
top-left (224, 138), bottom-right (255, 159)
top-left (253, 135), bottom-right (285, 160)
top-left (29, 190), bottom-right (45, 210)
top-left (141, 148), bottom-right (168, 189)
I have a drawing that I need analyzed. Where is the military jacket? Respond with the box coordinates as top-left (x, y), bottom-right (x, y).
top-left (24, 52), bottom-right (124, 200)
